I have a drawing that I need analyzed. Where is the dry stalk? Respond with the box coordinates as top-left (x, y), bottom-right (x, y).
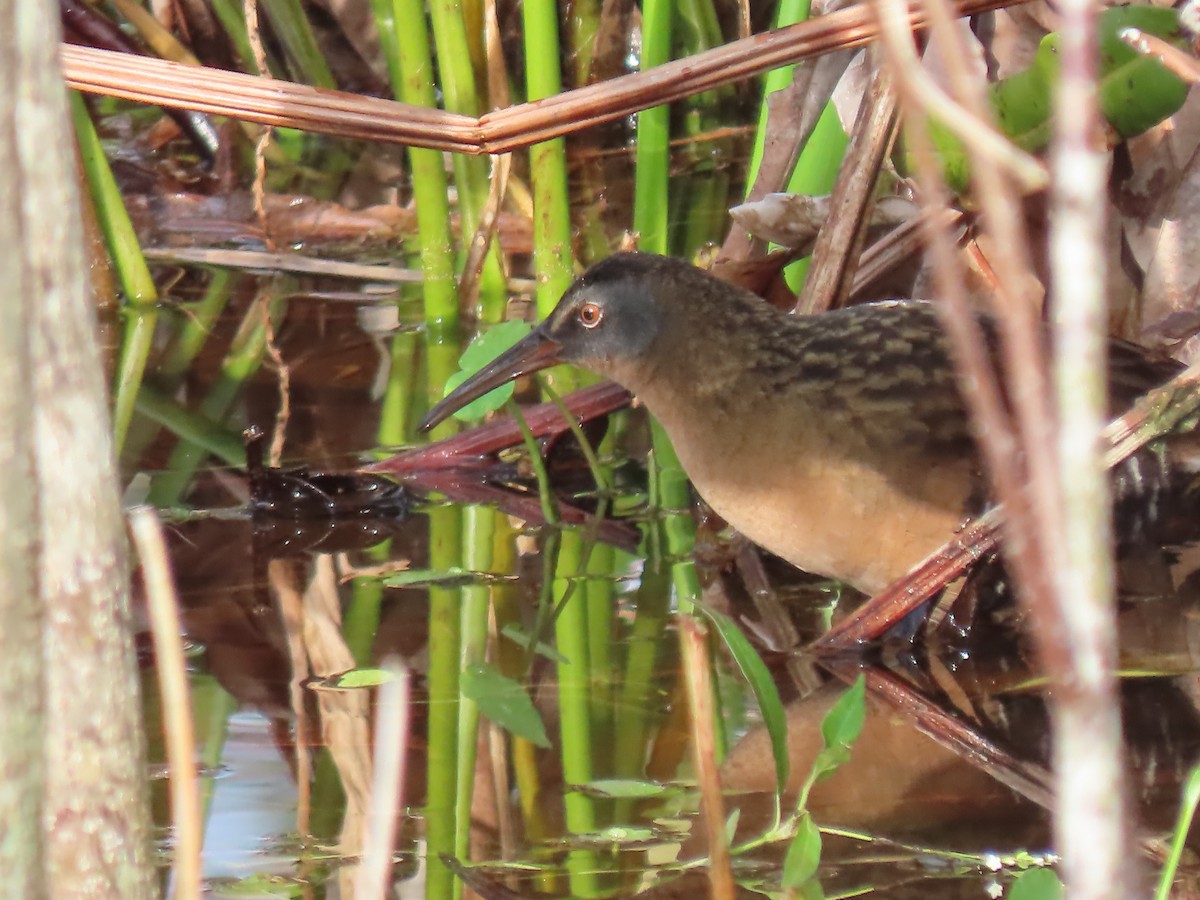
top-left (61, 0), bottom-right (1031, 155)
top-left (680, 617), bottom-right (735, 900)
top-left (129, 506), bottom-right (201, 900)
top-left (1048, 0), bottom-right (1133, 891)
top-left (794, 53), bottom-right (899, 313)
top-left (354, 662), bottom-right (410, 900)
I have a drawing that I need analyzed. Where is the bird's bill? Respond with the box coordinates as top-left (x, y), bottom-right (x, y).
top-left (419, 326), bottom-right (566, 432)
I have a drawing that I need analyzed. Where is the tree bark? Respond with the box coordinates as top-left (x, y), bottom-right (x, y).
top-left (15, 0), bottom-right (156, 894)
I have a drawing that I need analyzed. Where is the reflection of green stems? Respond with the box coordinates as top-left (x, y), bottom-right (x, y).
top-left (508, 398), bottom-right (559, 526)
top-left (71, 91), bottom-right (159, 454)
top-left (189, 675), bottom-right (236, 824)
top-left (611, 556), bottom-right (672, 825)
top-left (158, 270), bottom-right (235, 385)
top-left (343, 542), bottom-right (391, 667)
top-left (148, 289), bottom-right (286, 508)
top-left (377, 328), bottom-right (418, 447)
top-left (455, 505), bottom-right (495, 865)
top-left (425, 505), bottom-right (463, 900)
top-left (554, 529), bottom-right (600, 895)
top-left (585, 542), bottom-right (615, 777)
top-left (134, 384), bottom-right (245, 467)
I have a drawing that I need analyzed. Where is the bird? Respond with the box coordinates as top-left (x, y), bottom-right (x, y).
top-left (419, 252), bottom-right (1184, 595)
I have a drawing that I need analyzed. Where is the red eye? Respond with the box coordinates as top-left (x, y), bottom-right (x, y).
top-left (578, 303), bottom-right (603, 329)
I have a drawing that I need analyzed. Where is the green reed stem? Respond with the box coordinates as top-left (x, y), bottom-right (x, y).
top-left (632, 0), bottom-right (673, 255)
top-left (521, 3), bottom-right (575, 320)
top-left (207, 0), bottom-right (258, 73)
top-left (428, 0), bottom-right (508, 322)
top-left (746, 0), bottom-right (813, 182)
top-left (158, 270), bottom-right (235, 385)
top-left (425, 504), bottom-right (463, 900)
top-left (554, 529), bottom-right (601, 895)
top-left (389, 0), bottom-right (458, 333)
top-left (257, 0), bottom-right (335, 87)
top-left (71, 91), bottom-right (158, 454)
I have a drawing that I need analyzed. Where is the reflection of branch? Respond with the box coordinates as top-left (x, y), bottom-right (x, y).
top-left (823, 660), bottom-right (1055, 809)
top-left (61, 0), bottom-right (1031, 154)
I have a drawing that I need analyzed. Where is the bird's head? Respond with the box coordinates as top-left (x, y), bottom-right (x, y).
top-left (420, 253), bottom-right (675, 431)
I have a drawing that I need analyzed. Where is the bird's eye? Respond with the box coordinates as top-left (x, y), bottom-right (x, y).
top-left (578, 302), bottom-right (603, 329)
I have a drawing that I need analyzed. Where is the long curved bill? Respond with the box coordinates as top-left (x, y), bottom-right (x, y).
top-left (419, 326), bottom-right (565, 432)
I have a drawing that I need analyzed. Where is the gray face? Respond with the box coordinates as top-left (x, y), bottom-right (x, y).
top-left (539, 253), bottom-right (664, 374)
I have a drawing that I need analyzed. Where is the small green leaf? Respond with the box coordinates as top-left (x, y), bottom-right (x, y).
top-left (698, 605), bottom-right (789, 794)
top-left (820, 674), bottom-right (866, 751)
top-left (461, 662), bottom-right (550, 748)
top-left (1008, 867), bottom-right (1063, 900)
top-left (311, 668), bottom-right (397, 691)
top-left (808, 745), bottom-right (852, 783)
top-left (583, 779), bottom-right (671, 799)
top-left (383, 566), bottom-right (466, 587)
top-left (725, 807), bottom-right (741, 846)
top-left (445, 321), bottom-right (533, 423)
top-left (782, 813), bottom-right (822, 888)
top-left (500, 623), bottom-right (570, 663)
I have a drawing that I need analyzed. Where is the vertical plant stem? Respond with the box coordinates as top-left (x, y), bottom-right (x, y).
top-left (1049, 0), bottom-right (1130, 894)
top-left (257, 0), bottom-right (334, 86)
top-left (454, 506), bottom-right (494, 864)
top-left (71, 91), bottom-right (159, 454)
top-left (633, 0), bottom-right (673, 255)
top-left (553, 530), bottom-right (600, 896)
top-left (428, 0), bottom-right (509, 321)
top-left (521, 1), bottom-right (576, 356)
top-left (425, 506), bottom-right (463, 900)
top-left (389, 0), bottom-right (458, 333)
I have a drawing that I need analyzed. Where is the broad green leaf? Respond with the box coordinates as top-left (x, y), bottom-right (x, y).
top-left (820, 674), bottom-right (866, 750)
top-left (697, 605), bottom-right (789, 794)
top-left (782, 813), bottom-right (822, 887)
top-left (1009, 867), bottom-right (1063, 900)
top-left (917, 5), bottom-right (1189, 192)
top-left (461, 662), bottom-right (550, 748)
top-left (444, 321), bottom-right (533, 422)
